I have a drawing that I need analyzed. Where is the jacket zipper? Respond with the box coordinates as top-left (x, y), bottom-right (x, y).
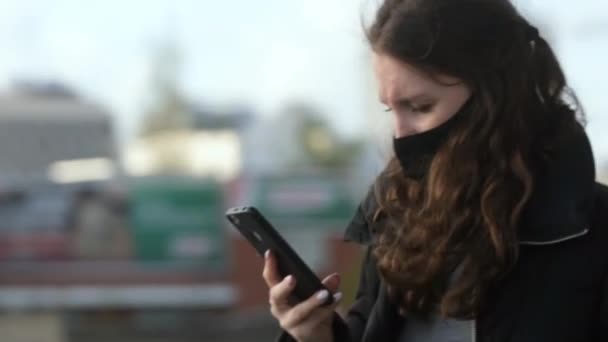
top-left (519, 228), bottom-right (589, 246)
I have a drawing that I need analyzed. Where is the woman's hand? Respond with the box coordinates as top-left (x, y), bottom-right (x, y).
top-left (263, 250), bottom-right (342, 342)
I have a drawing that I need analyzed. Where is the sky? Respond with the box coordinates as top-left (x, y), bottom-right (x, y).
top-left (0, 0), bottom-right (606, 167)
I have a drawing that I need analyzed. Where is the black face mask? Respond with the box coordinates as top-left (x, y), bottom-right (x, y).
top-left (393, 99), bottom-right (472, 180)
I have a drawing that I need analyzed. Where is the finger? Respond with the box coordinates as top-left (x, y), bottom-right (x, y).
top-left (302, 293), bottom-right (343, 328)
top-left (283, 296), bottom-right (343, 341)
top-left (262, 250), bottom-right (281, 287)
top-left (321, 273), bottom-right (341, 293)
top-left (281, 289), bottom-right (343, 330)
top-left (269, 274), bottom-right (297, 311)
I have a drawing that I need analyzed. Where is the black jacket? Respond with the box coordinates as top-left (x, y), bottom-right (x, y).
top-left (278, 130), bottom-right (608, 342)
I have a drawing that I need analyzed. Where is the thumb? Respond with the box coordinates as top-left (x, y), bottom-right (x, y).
top-left (321, 272), bottom-right (341, 293)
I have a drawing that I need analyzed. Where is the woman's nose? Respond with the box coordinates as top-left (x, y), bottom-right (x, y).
top-left (394, 115), bottom-right (415, 138)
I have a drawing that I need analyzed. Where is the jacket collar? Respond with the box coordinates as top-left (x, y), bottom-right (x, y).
top-left (518, 125), bottom-right (595, 245)
top-left (346, 125), bottom-right (596, 246)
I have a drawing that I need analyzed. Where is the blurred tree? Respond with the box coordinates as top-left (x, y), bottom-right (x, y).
top-left (139, 41), bottom-right (191, 136)
top-left (137, 40), bottom-right (195, 174)
top-left (599, 162), bottom-right (608, 185)
top-left (278, 102), bottom-right (364, 170)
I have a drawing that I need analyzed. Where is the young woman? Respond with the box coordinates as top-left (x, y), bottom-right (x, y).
top-left (264, 0), bottom-right (608, 341)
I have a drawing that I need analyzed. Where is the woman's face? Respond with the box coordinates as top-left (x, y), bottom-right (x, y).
top-left (373, 53), bottom-right (472, 138)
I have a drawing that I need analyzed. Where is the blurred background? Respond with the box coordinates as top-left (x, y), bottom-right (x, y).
top-left (0, 1), bottom-right (605, 341)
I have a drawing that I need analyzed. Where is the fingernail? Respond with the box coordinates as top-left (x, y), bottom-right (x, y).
top-left (285, 275), bottom-right (294, 285)
top-left (317, 290), bottom-right (329, 301)
top-left (264, 250), bottom-right (270, 259)
top-left (333, 292), bottom-right (343, 302)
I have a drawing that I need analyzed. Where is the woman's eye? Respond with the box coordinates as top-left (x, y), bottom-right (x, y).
top-left (413, 104), bottom-right (434, 113)
top-left (383, 103), bottom-right (434, 114)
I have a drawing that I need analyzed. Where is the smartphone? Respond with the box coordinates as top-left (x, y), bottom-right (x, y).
top-left (225, 206), bottom-right (333, 306)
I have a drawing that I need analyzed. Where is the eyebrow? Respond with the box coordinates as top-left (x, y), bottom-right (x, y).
top-left (378, 93), bottom-right (434, 106)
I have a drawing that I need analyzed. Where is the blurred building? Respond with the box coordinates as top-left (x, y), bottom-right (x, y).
top-left (0, 82), bottom-right (118, 186)
top-left (125, 104), bottom-right (250, 181)
top-left (0, 82), bottom-right (123, 262)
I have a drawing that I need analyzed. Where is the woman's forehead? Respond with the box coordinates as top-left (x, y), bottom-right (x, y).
top-left (373, 53), bottom-right (455, 102)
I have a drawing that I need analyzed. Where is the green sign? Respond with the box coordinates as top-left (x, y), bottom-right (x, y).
top-left (251, 174), bottom-right (356, 226)
top-left (129, 176), bottom-right (225, 270)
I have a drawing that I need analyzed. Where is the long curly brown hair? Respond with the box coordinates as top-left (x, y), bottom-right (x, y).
top-left (366, 0), bottom-right (583, 319)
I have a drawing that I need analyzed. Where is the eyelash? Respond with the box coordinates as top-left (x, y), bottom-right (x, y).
top-left (384, 104), bottom-right (434, 114)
